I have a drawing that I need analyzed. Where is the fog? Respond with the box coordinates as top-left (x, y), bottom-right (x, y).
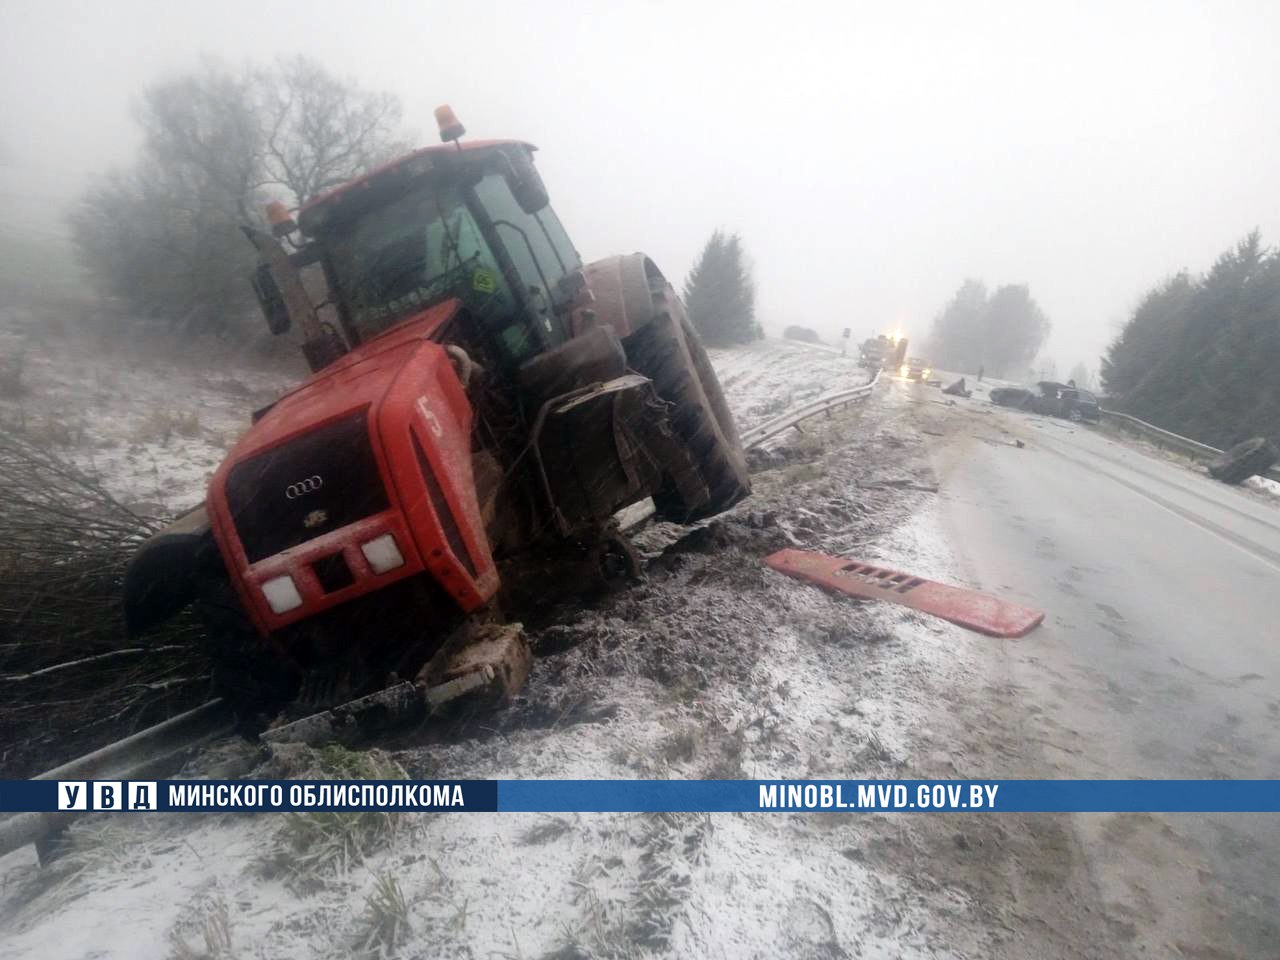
top-left (3, 0), bottom-right (1279, 372)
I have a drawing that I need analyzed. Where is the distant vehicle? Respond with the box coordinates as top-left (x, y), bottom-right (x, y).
top-left (783, 324), bottom-right (823, 345)
top-left (858, 334), bottom-right (908, 370)
top-left (989, 381), bottom-right (1101, 422)
top-left (900, 357), bottom-right (931, 382)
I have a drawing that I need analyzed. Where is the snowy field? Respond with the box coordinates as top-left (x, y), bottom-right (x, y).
top-left (708, 338), bottom-right (873, 435)
top-left (0, 319), bottom-right (297, 513)
top-left (0, 328), bottom-right (880, 514)
top-left (0, 329), bottom-right (1013, 959)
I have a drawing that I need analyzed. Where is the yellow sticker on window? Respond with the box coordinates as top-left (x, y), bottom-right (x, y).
top-left (472, 268), bottom-right (497, 294)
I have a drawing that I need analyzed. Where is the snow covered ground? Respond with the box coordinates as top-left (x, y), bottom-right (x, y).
top-left (0, 332), bottom-right (1015, 959)
top-left (708, 338), bottom-right (873, 435)
top-left (0, 318), bottom-right (296, 513)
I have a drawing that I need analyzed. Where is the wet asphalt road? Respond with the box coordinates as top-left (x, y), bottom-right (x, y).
top-left (916, 381), bottom-right (1280, 957)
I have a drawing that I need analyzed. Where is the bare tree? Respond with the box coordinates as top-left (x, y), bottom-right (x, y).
top-left (1034, 357), bottom-right (1059, 381)
top-left (257, 56), bottom-right (406, 205)
top-left (70, 57), bottom-right (407, 337)
top-left (1067, 362), bottom-right (1092, 388)
top-left (926, 280), bottom-right (1050, 379)
top-left (139, 62), bottom-right (262, 221)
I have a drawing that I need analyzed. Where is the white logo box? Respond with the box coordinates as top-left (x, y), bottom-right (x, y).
top-left (57, 781), bottom-right (158, 811)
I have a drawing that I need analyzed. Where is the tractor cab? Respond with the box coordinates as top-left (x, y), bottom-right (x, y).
top-left (251, 115), bottom-right (583, 373)
top-left (123, 107), bottom-right (751, 737)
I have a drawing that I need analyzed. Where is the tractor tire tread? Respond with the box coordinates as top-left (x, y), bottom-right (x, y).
top-left (624, 313), bottom-right (750, 521)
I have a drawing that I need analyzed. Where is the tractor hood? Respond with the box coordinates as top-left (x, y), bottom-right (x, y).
top-left (205, 298), bottom-right (498, 633)
top-left (241, 301), bottom-right (461, 457)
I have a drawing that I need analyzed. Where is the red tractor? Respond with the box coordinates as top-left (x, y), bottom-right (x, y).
top-left (124, 107), bottom-right (750, 740)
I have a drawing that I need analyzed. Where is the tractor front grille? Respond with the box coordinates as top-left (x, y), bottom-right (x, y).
top-left (225, 409), bottom-right (390, 563)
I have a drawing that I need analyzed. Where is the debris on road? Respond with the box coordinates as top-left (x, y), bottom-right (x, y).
top-left (765, 548), bottom-right (1045, 638)
top-left (942, 377), bottom-right (971, 397)
top-left (974, 435), bottom-right (1026, 449)
top-left (1207, 437), bottom-right (1278, 485)
top-left (858, 478), bottom-right (939, 493)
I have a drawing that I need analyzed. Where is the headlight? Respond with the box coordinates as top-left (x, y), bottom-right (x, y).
top-left (900, 365), bottom-right (909, 376)
top-left (361, 533), bottom-right (405, 574)
top-left (923, 369), bottom-right (931, 378)
top-left (262, 575), bottom-right (303, 614)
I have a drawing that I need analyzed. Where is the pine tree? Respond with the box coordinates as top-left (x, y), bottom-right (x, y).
top-left (682, 229), bottom-right (760, 346)
top-left (1101, 231), bottom-right (1280, 447)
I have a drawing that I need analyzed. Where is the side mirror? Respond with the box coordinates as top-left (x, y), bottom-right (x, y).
top-left (251, 262), bottom-right (291, 335)
top-left (505, 150), bottom-right (550, 214)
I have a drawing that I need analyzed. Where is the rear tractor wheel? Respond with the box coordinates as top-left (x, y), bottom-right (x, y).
top-left (624, 313), bottom-right (751, 522)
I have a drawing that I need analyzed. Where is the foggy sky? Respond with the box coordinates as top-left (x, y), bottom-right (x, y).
top-left (3, 0), bottom-right (1279, 374)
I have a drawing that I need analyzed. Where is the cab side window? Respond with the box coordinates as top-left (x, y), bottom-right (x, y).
top-left (473, 174), bottom-right (574, 346)
top-left (427, 205), bottom-right (537, 361)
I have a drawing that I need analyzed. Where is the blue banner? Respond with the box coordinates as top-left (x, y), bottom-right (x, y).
top-left (499, 779), bottom-right (1280, 812)
top-left (2, 779), bottom-right (1279, 814)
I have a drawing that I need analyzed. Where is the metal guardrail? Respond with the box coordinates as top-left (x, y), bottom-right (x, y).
top-left (1099, 410), bottom-right (1222, 460)
top-left (0, 699), bottom-right (233, 861)
top-left (741, 371), bottom-right (881, 449)
top-left (1100, 409), bottom-right (1280, 483)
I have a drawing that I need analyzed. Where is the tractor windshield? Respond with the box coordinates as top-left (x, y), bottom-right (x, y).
top-left (327, 178), bottom-right (524, 351)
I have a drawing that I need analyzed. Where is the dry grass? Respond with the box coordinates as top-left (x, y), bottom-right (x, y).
top-left (257, 746), bottom-right (410, 890)
top-left (0, 430), bottom-right (209, 777)
top-left (134, 408), bottom-right (202, 443)
top-left (353, 871), bottom-right (411, 956)
top-left (659, 726), bottom-right (700, 764)
top-left (169, 895), bottom-right (235, 960)
top-left (38, 411), bottom-right (91, 448)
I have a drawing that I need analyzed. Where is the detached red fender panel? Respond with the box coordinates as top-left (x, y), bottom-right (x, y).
top-left (764, 549), bottom-right (1044, 639)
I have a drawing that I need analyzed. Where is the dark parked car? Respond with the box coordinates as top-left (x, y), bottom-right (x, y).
top-left (989, 381), bottom-right (1100, 422)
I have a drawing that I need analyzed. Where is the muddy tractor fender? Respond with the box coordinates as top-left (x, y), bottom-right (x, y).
top-left (122, 503), bottom-right (222, 638)
top-left (578, 253), bottom-right (750, 521)
top-left (578, 253), bottom-right (671, 338)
